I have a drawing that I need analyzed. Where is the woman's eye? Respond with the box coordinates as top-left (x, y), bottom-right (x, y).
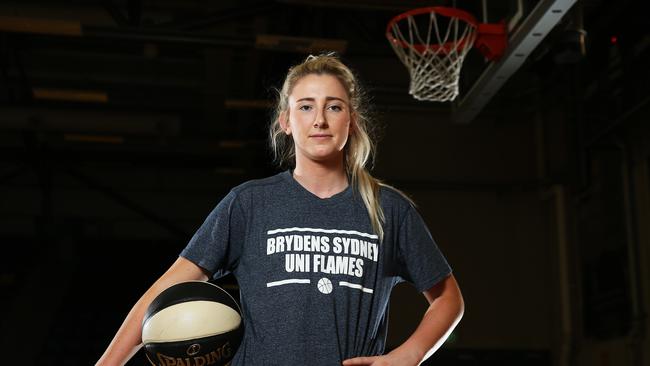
top-left (299, 105), bottom-right (312, 111)
top-left (328, 105), bottom-right (343, 112)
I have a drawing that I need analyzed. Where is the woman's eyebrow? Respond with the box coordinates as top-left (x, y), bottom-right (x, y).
top-left (295, 96), bottom-right (348, 104)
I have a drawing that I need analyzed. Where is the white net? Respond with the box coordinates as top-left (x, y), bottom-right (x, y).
top-left (387, 8), bottom-right (478, 102)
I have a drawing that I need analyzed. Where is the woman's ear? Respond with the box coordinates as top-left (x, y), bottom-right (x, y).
top-left (279, 111), bottom-right (291, 135)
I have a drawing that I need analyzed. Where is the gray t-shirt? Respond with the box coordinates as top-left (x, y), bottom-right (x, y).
top-left (180, 170), bottom-right (451, 365)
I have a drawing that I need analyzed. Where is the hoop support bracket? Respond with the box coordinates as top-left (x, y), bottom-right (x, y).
top-left (475, 21), bottom-right (508, 60)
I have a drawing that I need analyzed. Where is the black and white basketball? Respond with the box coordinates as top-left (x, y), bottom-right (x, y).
top-left (142, 281), bottom-right (243, 366)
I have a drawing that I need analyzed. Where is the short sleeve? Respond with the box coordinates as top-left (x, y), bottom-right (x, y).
top-left (396, 206), bottom-right (452, 292)
top-left (180, 190), bottom-right (245, 279)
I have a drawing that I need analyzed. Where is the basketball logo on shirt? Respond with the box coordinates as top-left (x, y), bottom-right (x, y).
top-left (317, 277), bottom-right (333, 294)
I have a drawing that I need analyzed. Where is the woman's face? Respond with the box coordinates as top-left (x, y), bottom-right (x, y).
top-left (283, 73), bottom-right (353, 165)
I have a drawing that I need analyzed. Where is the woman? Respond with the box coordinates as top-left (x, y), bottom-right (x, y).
top-left (97, 54), bottom-right (464, 366)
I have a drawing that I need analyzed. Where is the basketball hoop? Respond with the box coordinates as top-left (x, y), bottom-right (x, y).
top-left (386, 6), bottom-right (507, 102)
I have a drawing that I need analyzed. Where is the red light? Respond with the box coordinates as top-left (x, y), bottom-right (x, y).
top-left (610, 36), bottom-right (618, 44)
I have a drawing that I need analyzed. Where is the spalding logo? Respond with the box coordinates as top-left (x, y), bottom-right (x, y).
top-left (187, 344), bottom-right (201, 356)
top-left (155, 342), bottom-right (233, 365)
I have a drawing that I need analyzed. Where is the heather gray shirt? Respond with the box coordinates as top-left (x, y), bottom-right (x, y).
top-left (180, 170), bottom-right (451, 365)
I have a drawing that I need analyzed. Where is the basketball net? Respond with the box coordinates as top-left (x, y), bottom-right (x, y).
top-left (386, 7), bottom-right (478, 102)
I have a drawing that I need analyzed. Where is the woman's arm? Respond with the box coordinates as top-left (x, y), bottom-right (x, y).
top-left (343, 274), bottom-right (464, 366)
top-left (96, 256), bottom-right (210, 366)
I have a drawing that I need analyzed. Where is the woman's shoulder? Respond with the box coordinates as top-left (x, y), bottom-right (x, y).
top-left (378, 183), bottom-right (416, 210)
top-left (230, 170), bottom-right (289, 196)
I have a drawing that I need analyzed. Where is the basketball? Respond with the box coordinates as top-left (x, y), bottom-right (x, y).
top-left (141, 281), bottom-right (243, 366)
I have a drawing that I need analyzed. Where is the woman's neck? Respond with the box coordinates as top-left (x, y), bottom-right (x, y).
top-left (293, 156), bottom-right (348, 199)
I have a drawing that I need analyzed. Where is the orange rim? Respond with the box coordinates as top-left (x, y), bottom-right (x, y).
top-left (386, 6), bottom-right (478, 53)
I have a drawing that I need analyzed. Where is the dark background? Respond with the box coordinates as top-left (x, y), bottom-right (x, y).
top-left (0, 0), bottom-right (649, 365)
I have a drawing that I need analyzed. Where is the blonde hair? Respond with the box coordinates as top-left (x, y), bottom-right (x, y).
top-left (269, 53), bottom-right (386, 241)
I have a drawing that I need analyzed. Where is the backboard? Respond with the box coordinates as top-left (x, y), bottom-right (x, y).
top-left (459, 0), bottom-right (579, 123)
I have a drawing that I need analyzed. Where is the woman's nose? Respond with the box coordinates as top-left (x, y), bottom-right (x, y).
top-left (314, 110), bottom-right (327, 128)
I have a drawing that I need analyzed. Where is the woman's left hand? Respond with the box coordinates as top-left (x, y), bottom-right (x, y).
top-left (342, 350), bottom-right (421, 366)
